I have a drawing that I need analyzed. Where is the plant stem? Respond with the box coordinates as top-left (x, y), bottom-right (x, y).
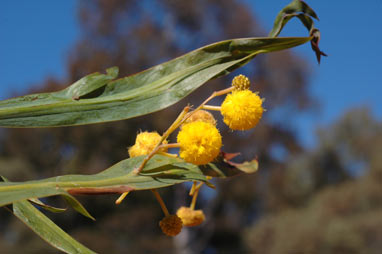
top-left (190, 183), bottom-right (203, 210)
top-left (158, 152), bottom-right (178, 158)
top-left (115, 191), bottom-right (129, 205)
top-left (188, 86), bottom-right (234, 116)
top-left (152, 189), bottom-right (170, 216)
top-left (202, 105), bottom-right (222, 111)
top-left (189, 181), bottom-right (197, 196)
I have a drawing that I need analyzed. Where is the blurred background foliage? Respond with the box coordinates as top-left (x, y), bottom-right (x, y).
top-left (0, 0), bottom-right (381, 253)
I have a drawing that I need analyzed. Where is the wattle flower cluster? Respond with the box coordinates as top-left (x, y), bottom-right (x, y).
top-left (124, 74), bottom-right (264, 236)
top-left (176, 206), bottom-right (205, 227)
top-left (221, 89), bottom-right (263, 130)
top-left (128, 131), bottom-right (167, 157)
top-left (159, 215), bottom-right (183, 236)
top-left (177, 120), bottom-right (222, 165)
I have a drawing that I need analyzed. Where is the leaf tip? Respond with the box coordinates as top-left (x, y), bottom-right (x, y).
top-left (310, 28), bottom-right (327, 64)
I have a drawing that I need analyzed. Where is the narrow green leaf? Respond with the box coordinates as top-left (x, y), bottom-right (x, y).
top-left (0, 37), bottom-right (311, 127)
top-left (62, 194), bottom-right (95, 221)
top-left (0, 180), bottom-right (67, 207)
top-left (13, 200), bottom-right (96, 254)
top-left (0, 154), bottom-right (256, 207)
top-left (28, 198), bottom-right (67, 213)
top-left (0, 155), bottom-right (208, 207)
top-left (0, 178), bottom-right (95, 254)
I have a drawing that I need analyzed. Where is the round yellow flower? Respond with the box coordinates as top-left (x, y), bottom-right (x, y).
top-left (159, 215), bottom-right (183, 236)
top-left (221, 90), bottom-right (263, 130)
top-left (183, 110), bottom-right (216, 126)
top-left (176, 206), bottom-right (205, 227)
top-left (128, 131), bottom-right (167, 157)
top-left (177, 121), bottom-right (222, 165)
top-left (232, 74), bottom-right (250, 91)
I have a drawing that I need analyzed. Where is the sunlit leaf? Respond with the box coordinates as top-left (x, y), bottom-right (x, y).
top-left (0, 37), bottom-right (311, 128)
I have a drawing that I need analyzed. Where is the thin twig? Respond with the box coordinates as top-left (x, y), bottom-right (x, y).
top-left (152, 189), bottom-right (170, 216)
top-left (135, 86), bottom-right (234, 174)
top-left (115, 192), bottom-right (129, 205)
top-left (190, 183), bottom-right (203, 210)
top-left (202, 105), bottom-right (222, 111)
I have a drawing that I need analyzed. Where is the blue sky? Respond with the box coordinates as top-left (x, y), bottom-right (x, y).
top-left (250, 0), bottom-right (382, 146)
top-left (1, 0), bottom-right (381, 147)
top-left (0, 0), bottom-right (78, 95)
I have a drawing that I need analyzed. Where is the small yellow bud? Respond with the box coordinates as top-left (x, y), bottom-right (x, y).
top-left (177, 121), bottom-right (222, 165)
top-left (176, 206), bottom-right (205, 227)
top-left (183, 110), bottom-right (216, 126)
top-left (232, 74), bottom-right (250, 91)
top-left (221, 90), bottom-right (264, 130)
top-left (159, 215), bottom-right (183, 236)
top-left (128, 131), bottom-right (167, 157)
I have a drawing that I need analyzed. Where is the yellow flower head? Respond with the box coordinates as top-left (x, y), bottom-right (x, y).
top-left (128, 131), bottom-right (167, 157)
top-left (220, 90), bottom-right (264, 130)
top-left (183, 110), bottom-right (216, 126)
top-left (177, 121), bottom-right (222, 165)
top-left (159, 214), bottom-right (183, 236)
top-left (176, 206), bottom-right (205, 227)
top-left (232, 74), bottom-right (250, 91)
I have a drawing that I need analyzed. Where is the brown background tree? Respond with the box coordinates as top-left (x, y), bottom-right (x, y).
top-left (245, 108), bottom-right (382, 254)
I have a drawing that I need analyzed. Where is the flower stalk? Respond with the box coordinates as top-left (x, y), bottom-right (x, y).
top-left (152, 189), bottom-right (170, 217)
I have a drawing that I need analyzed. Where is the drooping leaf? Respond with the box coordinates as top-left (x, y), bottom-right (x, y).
top-left (269, 0), bottom-right (326, 63)
top-left (13, 200), bottom-right (96, 254)
top-left (0, 37), bottom-right (312, 128)
top-left (310, 28), bottom-right (327, 64)
top-left (269, 0), bottom-right (318, 37)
